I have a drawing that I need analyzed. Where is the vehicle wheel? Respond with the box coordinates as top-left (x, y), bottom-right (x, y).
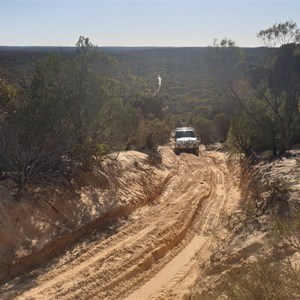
top-left (194, 148), bottom-right (199, 156)
top-left (174, 149), bottom-right (180, 155)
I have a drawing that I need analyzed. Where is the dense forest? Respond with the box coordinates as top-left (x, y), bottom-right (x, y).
top-left (0, 21), bottom-right (299, 188)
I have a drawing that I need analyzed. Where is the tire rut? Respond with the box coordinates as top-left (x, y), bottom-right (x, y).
top-left (126, 152), bottom-right (238, 300)
top-left (5, 150), bottom-right (237, 300)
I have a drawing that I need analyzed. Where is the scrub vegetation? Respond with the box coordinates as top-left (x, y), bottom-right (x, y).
top-left (0, 37), bottom-right (171, 189)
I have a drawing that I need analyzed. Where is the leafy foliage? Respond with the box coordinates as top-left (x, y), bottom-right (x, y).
top-left (136, 119), bottom-right (172, 152)
top-left (0, 37), bottom-right (149, 187)
top-left (257, 20), bottom-right (300, 47)
top-left (192, 116), bottom-right (216, 145)
top-left (216, 22), bottom-right (300, 157)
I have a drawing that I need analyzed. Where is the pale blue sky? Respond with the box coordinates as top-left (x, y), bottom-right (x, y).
top-left (1, 1), bottom-right (300, 47)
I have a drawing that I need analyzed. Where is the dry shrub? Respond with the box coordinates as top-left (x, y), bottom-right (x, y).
top-left (270, 211), bottom-right (300, 255)
top-left (0, 122), bottom-right (72, 189)
top-left (197, 256), bottom-right (300, 300)
top-left (195, 211), bottom-right (300, 300)
top-left (192, 158), bottom-right (300, 300)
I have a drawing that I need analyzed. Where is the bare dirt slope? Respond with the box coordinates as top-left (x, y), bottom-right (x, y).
top-left (0, 150), bottom-right (169, 282)
top-left (0, 147), bottom-right (240, 300)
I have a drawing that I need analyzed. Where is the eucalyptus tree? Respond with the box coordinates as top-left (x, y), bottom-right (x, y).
top-left (212, 23), bottom-right (300, 157)
top-left (257, 20), bottom-right (300, 47)
top-left (0, 37), bottom-right (143, 187)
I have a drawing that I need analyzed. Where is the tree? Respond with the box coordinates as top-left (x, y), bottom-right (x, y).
top-left (207, 38), bottom-right (244, 142)
top-left (213, 23), bottom-right (300, 157)
top-left (193, 116), bottom-right (216, 145)
top-left (131, 96), bottom-right (165, 120)
top-left (0, 36), bottom-right (143, 187)
top-left (257, 20), bottom-right (300, 47)
top-left (137, 119), bottom-right (172, 152)
top-left (0, 79), bottom-right (70, 187)
top-left (209, 38), bottom-right (243, 91)
top-left (0, 80), bottom-right (16, 119)
top-left (99, 97), bottom-right (139, 150)
top-left (226, 113), bottom-right (255, 156)
top-left (26, 36), bottom-right (116, 166)
top-left (243, 42), bottom-right (300, 155)
top-left (213, 113), bottom-right (230, 142)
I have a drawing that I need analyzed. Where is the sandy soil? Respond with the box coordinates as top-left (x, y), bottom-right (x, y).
top-left (0, 150), bottom-right (169, 282)
top-left (187, 150), bottom-right (300, 299)
top-left (0, 147), bottom-right (241, 300)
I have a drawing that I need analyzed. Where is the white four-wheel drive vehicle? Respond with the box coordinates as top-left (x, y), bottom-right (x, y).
top-left (174, 127), bottom-right (200, 156)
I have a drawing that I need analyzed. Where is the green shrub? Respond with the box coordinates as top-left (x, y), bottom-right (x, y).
top-left (136, 119), bottom-right (172, 151)
top-left (193, 116), bottom-right (216, 145)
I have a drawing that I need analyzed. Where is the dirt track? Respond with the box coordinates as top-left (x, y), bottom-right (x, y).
top-left (1, 148), bottom-right (240, 300)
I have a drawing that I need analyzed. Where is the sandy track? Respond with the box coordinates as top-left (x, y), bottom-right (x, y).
top-left (126, 154), bottom-right (235, 300)
top-left (2, 149), bottom-right (239, 300)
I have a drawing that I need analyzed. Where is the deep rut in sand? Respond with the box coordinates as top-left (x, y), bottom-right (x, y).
top-left (1, 149), bottom-right (240, 300)
top-left (126, 154), bottom-right (234, 300)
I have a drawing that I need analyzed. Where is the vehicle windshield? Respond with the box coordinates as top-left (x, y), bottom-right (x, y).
top-left (175, 130), bottom-right (196, 139)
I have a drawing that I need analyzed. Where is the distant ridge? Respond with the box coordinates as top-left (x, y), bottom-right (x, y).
top-left (0, 46), bottom-right (76, 52)
top-left (0, 45), bottom-right (267, 54)
top-left (0, 46), bottom-right (175, 52)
